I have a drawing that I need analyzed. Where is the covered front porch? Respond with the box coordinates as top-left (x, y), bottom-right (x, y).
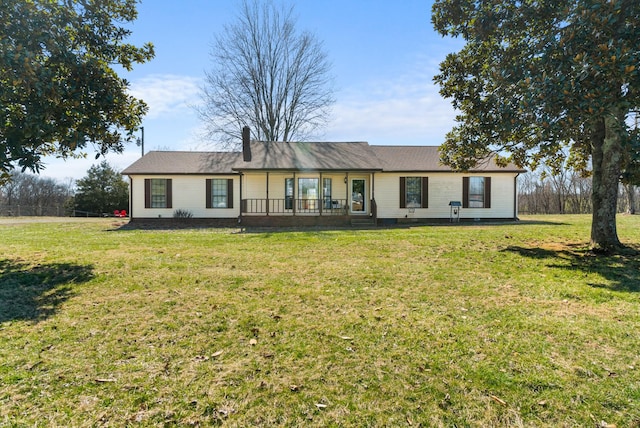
top-left (239, 171), bottom-right (377, 221)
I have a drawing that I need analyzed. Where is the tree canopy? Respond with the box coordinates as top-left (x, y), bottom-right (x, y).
top-left (73, 161), bottom-right (128, 215)
top-left (199, 0), bottom-right (335, 148)
top-left (432, 0), bottom-right (640, 252)
top-left (0, 0), bottom-right (154, 182)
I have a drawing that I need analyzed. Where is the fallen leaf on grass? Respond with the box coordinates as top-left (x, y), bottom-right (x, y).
top-left (95, 378), bottom-right (116, 383)
top-left (340, 336), bottom-right (353, 341)
top-left (211, 350), bottom-right (224, 358)
top-left (249, 338), bottom-right (258, 346)
top-left (315, 403), bottom-right (327, 409)
top-left (489, 394), bottom-right (506, 406)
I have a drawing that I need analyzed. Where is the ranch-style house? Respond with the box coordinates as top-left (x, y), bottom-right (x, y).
top-left (122, 128), bottom-right (525, 227)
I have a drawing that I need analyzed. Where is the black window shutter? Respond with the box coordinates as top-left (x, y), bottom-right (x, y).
top-left (462, 177), bottom-right (470, 208)
top-left (227, 179), bottom-right (234, 209)
top-left (484, 177), bottom-right (491, 208)
top-left (144, 179), bottom-right (151, 208)
top-left (399, 177), bottom-right (406, 208)
top-left (166, 179), bottom-right (172, 208)
top-left (422, 177), bottom-right (429, 208)
top-left (206, 179), bottom-right (212, 208)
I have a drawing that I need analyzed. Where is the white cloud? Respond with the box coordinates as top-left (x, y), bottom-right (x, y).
top-left (324, 58), bottom-right (458, 146)
top-left (38, 64), bottom-right (458, 181)
top-left (129, 74), bottom-right (202, 119)
top-left (37, 150), bottom-right (143, 184)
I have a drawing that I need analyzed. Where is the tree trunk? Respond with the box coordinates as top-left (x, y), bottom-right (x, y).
top-left (626, 183), bottom-right (636, 214)
top-left (590, 114), bottom-right (623, 252)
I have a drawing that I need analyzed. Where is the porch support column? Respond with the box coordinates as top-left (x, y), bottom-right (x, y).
top-left (319, 172), bottom-right (323, 216)
top-left (293, 172), bottom-right (297, 216)
top-left (266, 172), bottom-right (270, 216)
top-left (345, 172), bottom-right (349, 215)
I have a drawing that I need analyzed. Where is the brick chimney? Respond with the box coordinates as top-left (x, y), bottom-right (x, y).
top-left (242, 126), bottom-right (251, 162)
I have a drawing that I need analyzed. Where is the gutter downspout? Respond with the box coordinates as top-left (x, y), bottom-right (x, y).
top-left (371, 172), bottom-right (377, 223)
top-left (514, 173), bottom-right (520, 221)
top-left (239, 172), bottom-right (243, 224)
top-left (128, 175), bottom-right (133, 220)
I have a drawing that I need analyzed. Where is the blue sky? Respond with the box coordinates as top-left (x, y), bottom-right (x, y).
top-left (43, 0), bottom-right (463, 181)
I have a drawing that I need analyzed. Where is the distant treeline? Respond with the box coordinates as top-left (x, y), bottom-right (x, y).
top-left (0, 171), bottom-right (75, 216)
top-left (518, 168), bottom-right (638, 215)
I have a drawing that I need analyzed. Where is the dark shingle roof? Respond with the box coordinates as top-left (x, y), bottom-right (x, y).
top-left (122, 143), bottom-right (526, 175)
top-left (121, 151), bottom-right (242, 175)
top-left (235, 141), bottom-right (382, 171)
top-left (370, 146), bottom-right (525, 172)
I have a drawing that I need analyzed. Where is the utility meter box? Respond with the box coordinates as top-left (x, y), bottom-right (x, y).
top-left (449, 201), bottom-right (462, 223)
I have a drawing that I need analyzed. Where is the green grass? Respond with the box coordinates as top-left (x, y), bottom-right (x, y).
top-left (1, 215), bottom-right (640, 427)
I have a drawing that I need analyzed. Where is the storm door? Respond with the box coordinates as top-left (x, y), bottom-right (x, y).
top-left (350, 179), bottom-right (366, 213)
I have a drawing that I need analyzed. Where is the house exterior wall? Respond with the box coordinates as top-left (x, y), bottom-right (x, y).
top-left (127, 172), bottom-right (519, 223)
top-left (374, 172), bottom-right (519, 220)
top-left (128, 175), bottom-right (240, 219)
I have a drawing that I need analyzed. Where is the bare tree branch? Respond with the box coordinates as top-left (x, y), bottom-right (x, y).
top-left (198, 0), bottom-right (335, 149)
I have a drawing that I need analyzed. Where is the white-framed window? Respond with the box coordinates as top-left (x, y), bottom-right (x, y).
top-left (145, 178), bottom-right (172, 208)
top-left (400, 177), bottom-right (428, 209)
top-left (463, 177), bottom-right (491, 208)
top-left (213, 179), bottom-right (229, 208)
top-left (206, 178), bottom-right (233, 209)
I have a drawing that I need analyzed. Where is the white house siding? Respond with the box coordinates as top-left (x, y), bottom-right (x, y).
top-left (374, 172), bottom-right (519, 220)
top-left (129, 175), bottom-right (240, 219)
top-left (242, 173), bottom-right (265, 200)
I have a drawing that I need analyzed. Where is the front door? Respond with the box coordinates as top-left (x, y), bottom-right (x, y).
top-left (351, 178), bottom-right (366, 214)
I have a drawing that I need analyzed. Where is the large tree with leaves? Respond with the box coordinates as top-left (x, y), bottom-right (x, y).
top-left (432, 0), bottom-right (640, 252)
top-left (73, 161), bottom-right (128, 215)
top-left (0, 0), bottom-right (154, 182)
top-left (199, 0), bottom-right (334, 148)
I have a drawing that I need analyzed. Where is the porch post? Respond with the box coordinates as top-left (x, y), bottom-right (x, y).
top-left (319, 172), bottom-right (323, 216)
top-left (345, 172), bottom-right (349, 214)
top-left (293, 172), bottom-right (297, 215)
top-left (266, 172), bottom-right (270, 216)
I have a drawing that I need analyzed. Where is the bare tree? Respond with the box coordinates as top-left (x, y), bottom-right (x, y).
top-left (519, 165), bottom-right (593, 215)
top-left (199, 0), bottom-right (335, 148)
top-left (619, 183), bottom-right (638, 214)
top-left (0, 171), bottom-right (74, 216)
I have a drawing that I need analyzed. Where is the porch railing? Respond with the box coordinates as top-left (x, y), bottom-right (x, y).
top-left (242, 198), bottom-right (348, 215)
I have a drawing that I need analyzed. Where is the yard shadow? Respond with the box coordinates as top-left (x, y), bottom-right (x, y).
top-left (0, 259), bottom-right (94, 324)
top-left (502, 244), bottom-right (640, 292)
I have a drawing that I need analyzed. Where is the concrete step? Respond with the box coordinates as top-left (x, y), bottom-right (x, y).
top-left (350, 218), bottom-right (376, 227)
